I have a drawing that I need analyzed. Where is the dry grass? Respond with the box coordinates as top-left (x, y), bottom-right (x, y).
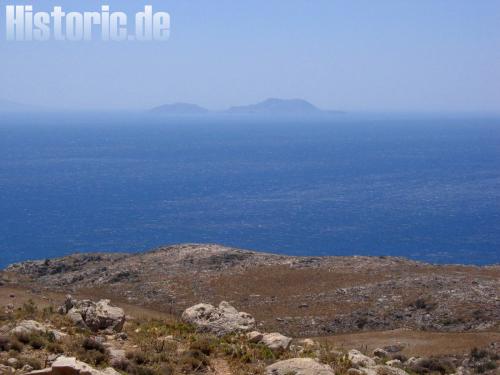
top-left (315, 329), bottom-right (500, 357)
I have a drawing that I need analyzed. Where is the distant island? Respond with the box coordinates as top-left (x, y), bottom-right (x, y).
top-left (150, 102), bottom-right (210, 114)
top-left (151, 98), bottom-right (342, 116)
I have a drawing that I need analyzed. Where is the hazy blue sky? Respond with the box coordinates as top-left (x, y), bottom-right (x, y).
top-left (0, 0), bottom-right (499, 111)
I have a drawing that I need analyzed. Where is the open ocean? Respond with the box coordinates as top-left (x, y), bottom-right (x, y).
top-left (0, 112), bottom-right (499, 268)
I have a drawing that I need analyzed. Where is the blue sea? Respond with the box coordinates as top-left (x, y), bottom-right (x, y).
top-left (1, 112), bottom-right (499, 268)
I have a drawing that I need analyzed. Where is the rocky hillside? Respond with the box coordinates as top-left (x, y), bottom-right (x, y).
top-left (0, 294), bottom-right (498, 375)
top-left (3, 244), bottom-right (499, 337)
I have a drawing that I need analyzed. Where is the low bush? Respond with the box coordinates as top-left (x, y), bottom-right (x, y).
top-left (82, 337), bottom-right (106, 353)
top-left (189, 336), bottom-right (216, 356)
top-left (471, 347), bottom-right (489, 361)
top-left (180, 349), bottom-right (210, 372)
top-left (0, 336), bottom-right (11, 351)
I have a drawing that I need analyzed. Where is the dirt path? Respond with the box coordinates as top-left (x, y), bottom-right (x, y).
top-left (210, 358), bottom-right (233, 375)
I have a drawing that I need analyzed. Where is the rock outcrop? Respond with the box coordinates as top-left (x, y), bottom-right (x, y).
top-left (11, 320), bottom-right (66, 341)
top-left (245, 330), bottom-right (292, 351)
top-left (346, 349), bottom-right (410, 375)
top-left (59, 296), bottom-right (125, 332)
top-left (266, 358), bottom-right (335, 375)
top-left (181, 301), bottom-right (255, 336)
top-left (260, 332), bottom-right (292, 351)
top-left (27, 356), bottom-right (120, 375)
top-left (348, 349), bottom-right (376, 367)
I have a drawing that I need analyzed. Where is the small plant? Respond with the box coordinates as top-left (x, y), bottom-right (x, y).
top-left (82, 337), bottom-right (106, 353)
top-left (10, 338), bottom-right (24, 352)
top-left (28, 334), bottom-right (46, 350)
top-left (20, 299), bottom-right (38, 318)
top-left (66, 336), bottom-right (109, 366)
top-left (471, 347), bottom-right (488, 361)
top-left (14, 331), bottom-right (31, 344)
top-left (179, 349), bottom-right (210, 372)
top-left (16, 357), bottom-right (43, 370)
top-left (46, 341), bottom-right (64, 354)
top-left (189, 336), bottom-right (216, 356)
top-left (0, 336), bottom-right (11, 351)
top-left (411, 358), bottom-right (456, 375)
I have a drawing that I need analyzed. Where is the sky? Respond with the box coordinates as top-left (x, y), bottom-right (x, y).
top-left (0, 0), bottom-right (499, 112)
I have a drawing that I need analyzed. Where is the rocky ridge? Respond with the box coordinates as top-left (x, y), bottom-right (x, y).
top-left (3, 244), bottom-right (499, 337)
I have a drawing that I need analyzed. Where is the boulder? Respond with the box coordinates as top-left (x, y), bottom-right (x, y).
top-left (59, 296), bottom-right (125, 333)
top-left (299, 338), bottom-right (317, 348)
top-left (260, 332), bottom-right (292, 352)
top-left (348, 350), bottom-right (376, 367)
top-left (181, 301), bottom-right (255, 336)
top-left (0, 364), bottom-right (16, 374)
top-left (7, 358), bottom-right (18, 367)
top-left (11, 320), bottom-right (67, 341)
top-left (27, 356), bottom-right (121, 375)
top-left (266, 358), bottom-right (335, 375)
top-left (107, 347), bottom-right (126, 364)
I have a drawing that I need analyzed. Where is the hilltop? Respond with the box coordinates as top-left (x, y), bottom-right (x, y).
top-left (1, 244), bottom-right (499, 374)
top-left (3, 244), bottom-right (499, 337)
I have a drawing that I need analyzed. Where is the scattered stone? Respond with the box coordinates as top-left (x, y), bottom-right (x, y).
top-left (370, 365), bottom-right (409, 375)
top-left (405, 357), bottom-right (422, 367)
top-left (108, 347), bottom-right (127, 364)
top-left (10, 320), bottom-right (67, 341)
top-left (299, 338), bottom-right (317, 348)
top-left (181, 301), bottom-right (255, 336)
top-left (7, 358), bottom-right (18, 366)
top-left (22, 364), bottom-right (35, 372)
top-left (265, 358), bottom-right (335, 375)
top-left (59, 296), bottom-right (125, 332)
top-left (28, 356), bottom-right (120, 375)
top-left (115, 332), bottom-right (128, 340)
top-left (4, 303), bottom-right (14, 314)
top-left (260, 332), bottom-right (292, 351)
top-left (348, 349), bottom-right (376, 367)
